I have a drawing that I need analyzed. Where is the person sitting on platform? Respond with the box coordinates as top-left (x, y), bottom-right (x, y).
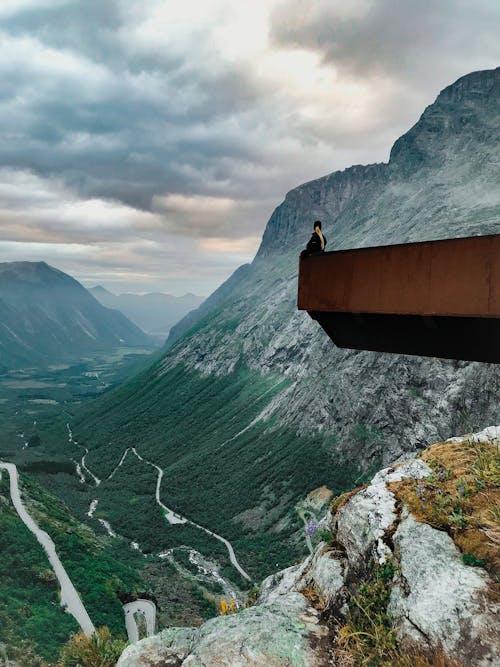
top-left (302, 220), bottom-right (327, 256)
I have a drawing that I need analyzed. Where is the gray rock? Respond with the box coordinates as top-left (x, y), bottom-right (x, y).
top-left (182, 593), bottom-right (326, 667)
top-left (370, 458), bottom-right (432, 485)
top-left (118, 593), bottom-right (330, 666)
top-left (165, 68), bottom-right (500, 480)
top-left (117, 627), bottom-right (196, 667)
top-left (116, 440), bottom-right (499, 667)
top-left (259, 559), bottom-right (312, 604)
top-left (389, 514), bottom-right (499, 666)
top-left (296, 545), bottom-right (344, 606)
top-left (260, 541), bottom-right (344, 609)
top-left (335, 482), bottom-right (396, 567)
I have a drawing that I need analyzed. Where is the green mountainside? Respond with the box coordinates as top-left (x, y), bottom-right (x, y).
top-left (0, 466), bottom-right (218, 661)
top-left (0, 469), bottom-right (142, 661)
top-left (68, 362), bottom-right (360, 581)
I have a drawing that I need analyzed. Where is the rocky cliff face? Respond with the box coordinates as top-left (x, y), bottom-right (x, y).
top-left (255, 67), bottom-right (500, 258)
top-left (73, 68), bottom-right (500, 586)
top-left (164, 69), bottom-right (500, 466)
top-left (117, 426), bottom-right (499, 666)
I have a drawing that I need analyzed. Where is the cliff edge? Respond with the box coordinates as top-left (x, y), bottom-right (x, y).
top-left (117, 425), bottom-right (499, 666)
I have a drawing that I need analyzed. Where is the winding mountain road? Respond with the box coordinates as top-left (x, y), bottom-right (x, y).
top-left (130, 447), bottom-right (252, 581)
top-left (67, 424), bottom-right (101, 486)
top-left (87, 443), bottom-right (252, 582)
top-left (123, 599), bottom-right (156, 643)
top-left (0, 461), bottom-right (95, 636)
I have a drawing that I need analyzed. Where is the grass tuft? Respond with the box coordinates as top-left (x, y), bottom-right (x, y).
top-left (388, 438), bottom-right (500, 575)
top-left (56, 627), bottom-right (127, 667)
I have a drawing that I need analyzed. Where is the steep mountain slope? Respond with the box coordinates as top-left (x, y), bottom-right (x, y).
top-left (71, 68), bottom-right (500, 582)
top-left (89, 286), bottom-right (204, 336)
top-left (0, 262), bottom-right (150, 369)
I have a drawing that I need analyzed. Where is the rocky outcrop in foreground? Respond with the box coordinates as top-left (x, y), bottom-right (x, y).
top-left (118, 426), bottom-right (499, 666)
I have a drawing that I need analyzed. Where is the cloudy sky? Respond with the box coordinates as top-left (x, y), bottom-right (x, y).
top-left (0, 0), bottom-right (498, 295)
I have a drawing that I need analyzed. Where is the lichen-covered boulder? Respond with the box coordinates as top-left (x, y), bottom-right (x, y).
top-left (259, 558), bottom-right (313, 604)
top-left (370, 458), bottom-right (432, 485)
top-left (117, 627), bottom-right (196, 666)
top-left (335, 458), bottom-right (433, 568)
top-left (335, 482), bottom-right (396, 567)
top-left (295, 545), bottom-right (344, 606)
top-left (118, 594), bottom-right (329, 667)
top-left (389, 513), bottom-right (499, 666)
top-left (183, 593), bottom-right (327, 666)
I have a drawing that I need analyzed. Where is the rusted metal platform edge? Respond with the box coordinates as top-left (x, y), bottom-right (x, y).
top-left (298, 233), bottom-right (500, 318)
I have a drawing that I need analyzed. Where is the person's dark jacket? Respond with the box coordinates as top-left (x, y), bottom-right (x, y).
top-left (304, 231), bottom-right (327, 255)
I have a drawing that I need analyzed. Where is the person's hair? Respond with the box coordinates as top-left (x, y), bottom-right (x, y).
top-left (313, 220), bottom-right (322, 230)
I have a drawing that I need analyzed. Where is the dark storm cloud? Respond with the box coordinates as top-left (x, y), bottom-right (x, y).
top-left (0, 0), bottom-right (276, 219)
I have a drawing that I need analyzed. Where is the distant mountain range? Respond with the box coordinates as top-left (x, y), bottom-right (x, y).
top-left (71, 68), bottom-right (500, 580)
top-left (88, 286), bottom-right (204, 336)
top-left (0, 262), bottom-right (150, 370)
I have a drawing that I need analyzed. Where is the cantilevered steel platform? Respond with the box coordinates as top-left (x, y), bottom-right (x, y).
top-left (298, 234), bottom-right (500, 363)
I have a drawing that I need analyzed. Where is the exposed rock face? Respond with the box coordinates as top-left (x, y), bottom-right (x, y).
top-left (389, 513), bottom-right (497, 665)
top-left (77, 69), bottom-right (500, 586)
top-left (336, 458), bottom-right (432, 567)
top-left (165, 67), bottom-right (500, 467)
top-left (117, 427), bottom-right (499, 666)
top-left (117, 627), bottom-right (196, 666)
top-left (118, 594), bottom-right (329, 667)
top-left (256, 68), bottom-right (500, 258)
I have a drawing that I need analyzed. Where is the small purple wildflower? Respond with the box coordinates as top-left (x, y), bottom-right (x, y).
top-left (457, 486), bottom-right (465, 494)
top-left (305, 521), bottom-right (318, 536)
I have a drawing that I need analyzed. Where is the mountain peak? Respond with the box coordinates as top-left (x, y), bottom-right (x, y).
top-left (0, 260), bottom-right (69, 286)
top-left (90, 285), bottom-right (115, 296)
top-left (255, 67), bottom-right (499, 258)
top-left (0, 263), bottom-right (149, 368)
top-left (436, 66), bottom-right (499, 105)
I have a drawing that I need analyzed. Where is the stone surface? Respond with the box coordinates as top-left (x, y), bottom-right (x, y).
top-left (259, 559), bottom-right (312, 604)
top-left (447, 424), bottom-right (500, 445)
top-left (166, 67), bottom-right (500, 474)
top-left (260, 542), bottom-right (345, 609)
top-left (335, 482), bottom-right (396, 567)
top-left (117, 591), bottom-right (330, 666)
top-left (182, 594), bottom-right (326, 667)
top-left (296, 545), bottom-right (344, 606)
top-left (117, 627), bottom-right (196, 667)
top-left (389, 514), bottom-right (499, 666)
top-left (370, 458), bottom-right (432, 485)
